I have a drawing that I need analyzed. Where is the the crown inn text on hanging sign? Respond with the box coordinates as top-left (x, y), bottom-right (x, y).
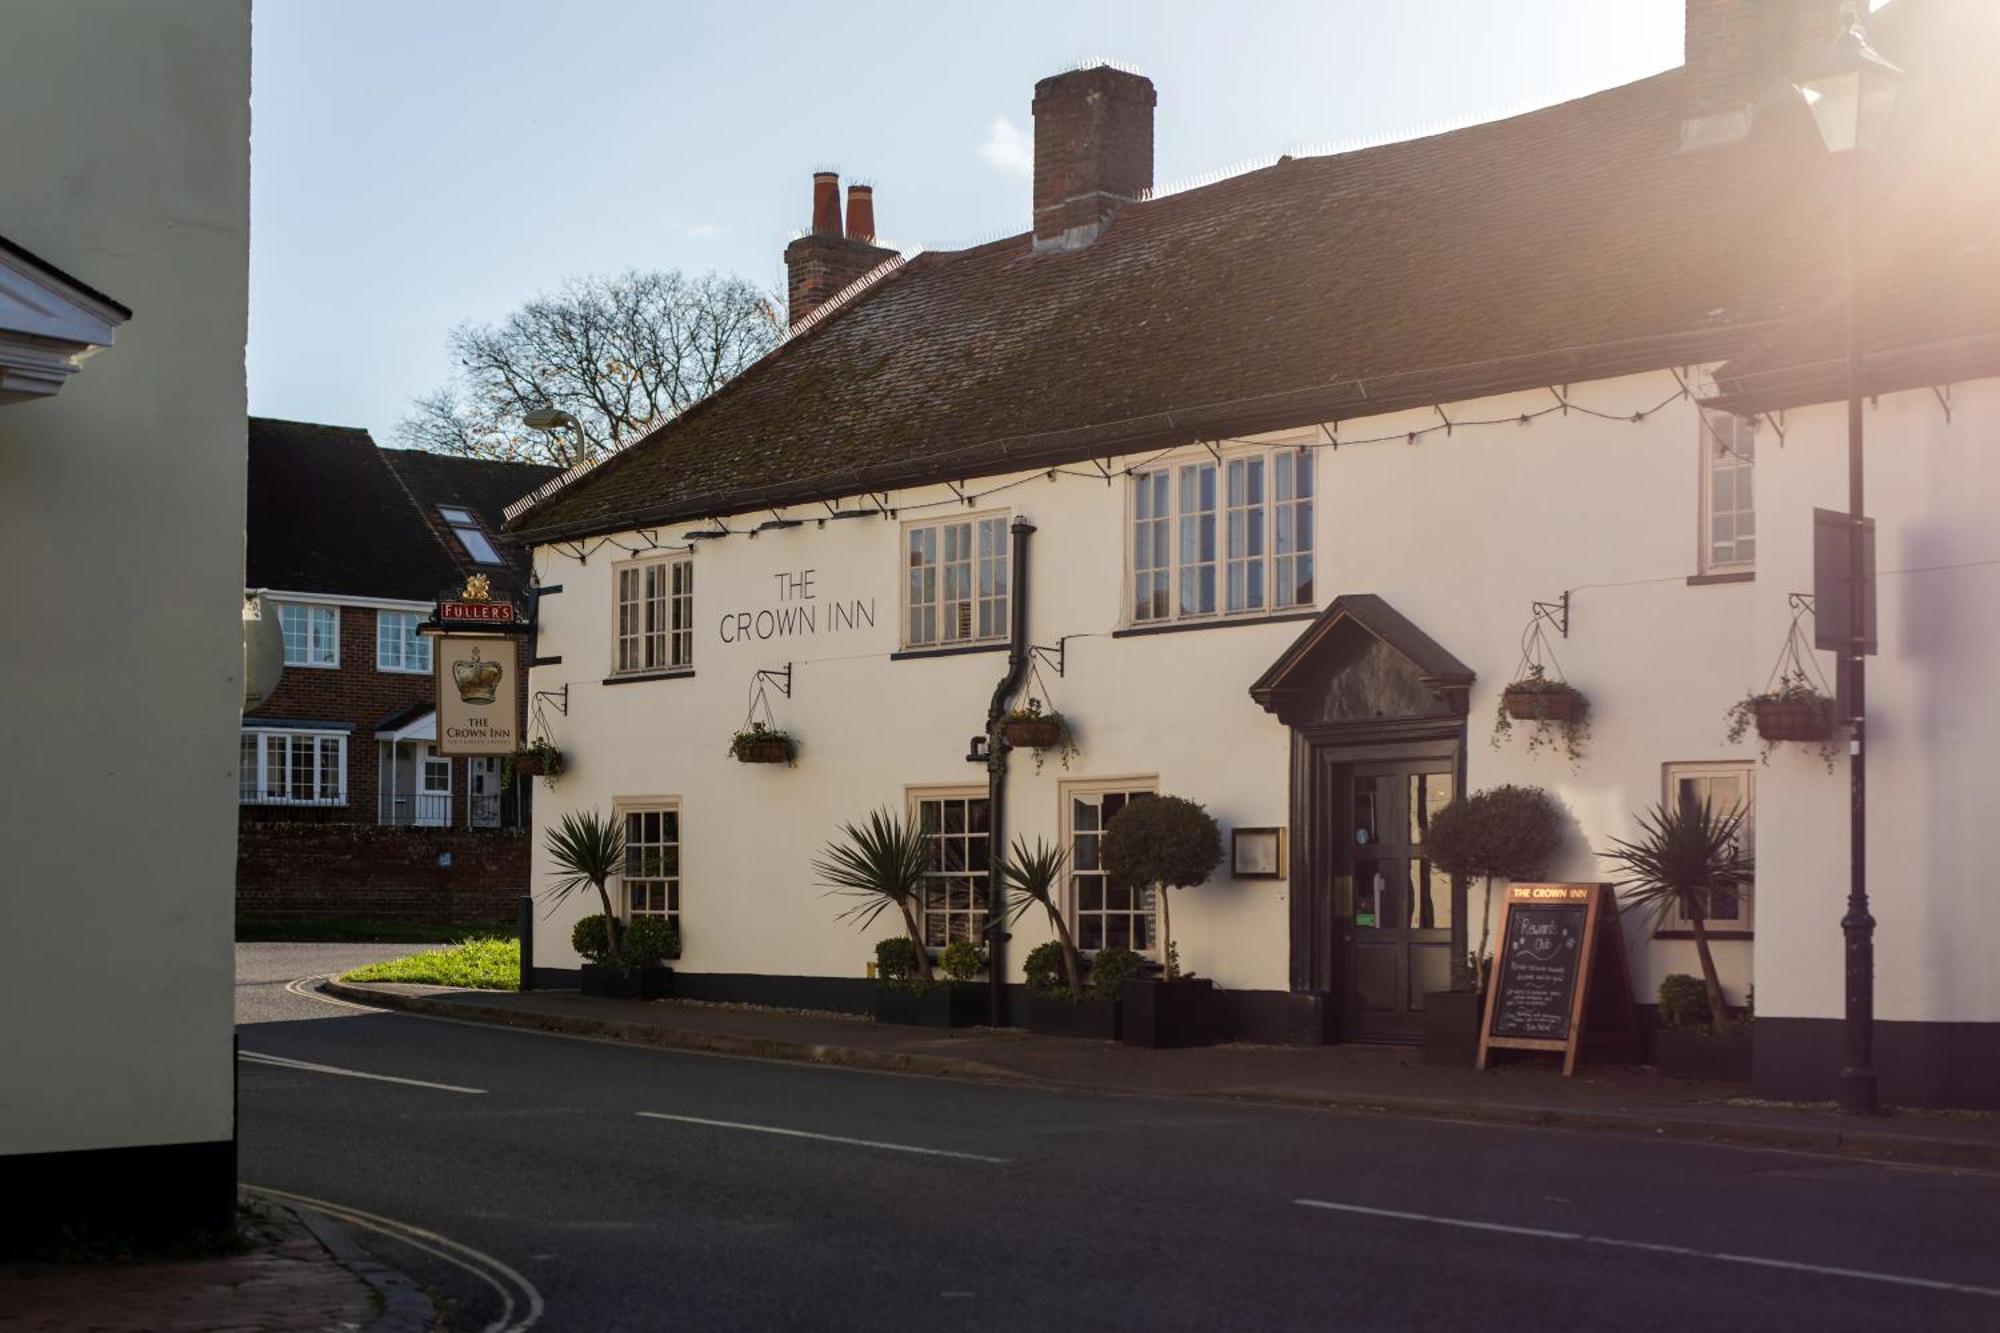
top-left (719, 569), bottom-right (877, 644)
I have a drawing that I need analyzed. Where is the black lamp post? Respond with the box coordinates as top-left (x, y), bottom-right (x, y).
top-left (1794, 13), bottom-right (1902, 1118)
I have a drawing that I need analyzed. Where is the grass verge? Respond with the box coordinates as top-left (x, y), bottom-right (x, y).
top-left (342, 937), bottom-right (519, 990)
top-left (238, 917), bottom-right (512, 944)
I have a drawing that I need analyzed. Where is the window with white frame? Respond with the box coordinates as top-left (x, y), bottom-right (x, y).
top-left (1700, 410), bottom-right (1756, 572)
top-left (1661, 762), bottom-right (1754, 933)
top-left (239, 728), bottom-right (347, 805)
top-left (1132, 448), bottom-right (1313, 623)
top-left (375, 610), bottom-right (432, 673)
top-left (438, 505), bottom-right (505, 566)
top-left (912, 790), bottom-right (990, 946)
top-left (613, 556), bottom-right (694, 674)
top-left (1065, 781), bottom-right (1159, 954)
top-left (620, 804), bottom-right (681, 929)
top-left (904, 513), bottom-right (1009, 648)
top-left (277, 603), bottom-right (338, 667)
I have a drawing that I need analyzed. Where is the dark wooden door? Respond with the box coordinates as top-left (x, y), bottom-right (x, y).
top-left (1341, 759), bottom-right (1458, 1042)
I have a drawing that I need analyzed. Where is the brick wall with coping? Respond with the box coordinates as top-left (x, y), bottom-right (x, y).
top-left (237, 821), bottom-right (529, 923)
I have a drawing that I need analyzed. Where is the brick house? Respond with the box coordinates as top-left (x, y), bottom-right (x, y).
top-left (240, 417), bottom-right (555, 923)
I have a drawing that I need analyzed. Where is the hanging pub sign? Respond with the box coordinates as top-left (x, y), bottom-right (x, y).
top-left (1476, 883), bottom-right (1640, 1076)
top-left (435, 634), bottom-right (520, 757)
top-left (435, 574), bottom-right (527, 632)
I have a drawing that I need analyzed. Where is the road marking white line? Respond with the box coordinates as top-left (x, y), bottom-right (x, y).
top-left (246, 1184), bottom-right (544, 1333)
top-left (636, 1111), bottom-right (1010, 1163)
top-left (1294, 1199), bottom-right (2000, 1299)
top-left (285, 973), bottom-right (385, 1012)
top-left (239, 1049), bottom-right (488, 1095)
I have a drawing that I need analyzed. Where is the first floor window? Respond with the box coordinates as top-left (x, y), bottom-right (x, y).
top-left (621, 804), bottom-right (681, 929)
top-left (1133, 447), bottom-right (1312, 624)
top-left (1661, 762), bottom-right (1754, 933)
top-left (1701, 410), bottom-right (1756, 572)
top-left (240, 729), bottom-right (346, 805)
top-left (376, 610), bottom-right (431, 672)
top-left (913, 790), bottom-right (990, 946)
top-left (904, 513), bottom-right (1009, 648)
top-left (278, 603), bottom-right (338, 667)
top-left (1066, 782), bottom-right (1158, 954)
top-left (614, 557), bottom-right (693, 674)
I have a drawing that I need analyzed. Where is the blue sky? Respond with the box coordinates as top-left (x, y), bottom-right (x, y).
top-left (248, 1), bottom-right (1688, 442)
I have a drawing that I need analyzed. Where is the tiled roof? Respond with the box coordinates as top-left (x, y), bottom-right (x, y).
top-left (512, 0), bottom-right (1992, 540)
top-left (246, 418), bottom-right (555, 602)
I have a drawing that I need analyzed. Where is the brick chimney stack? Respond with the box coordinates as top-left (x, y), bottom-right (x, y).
top-left (783, 172), bottom-right (897, 328)
top-left (1031, 64), bottom-right (1156, 252)
top-left (1681, 0), bottom-right (1854, 149)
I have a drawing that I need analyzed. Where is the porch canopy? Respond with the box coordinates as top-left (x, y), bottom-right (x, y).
top-left (375, 707), bottom-right (436, 745)
top-left (1248, 593), bottom-right (1474, 729)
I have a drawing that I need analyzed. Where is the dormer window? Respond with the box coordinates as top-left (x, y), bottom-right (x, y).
top-left (438, 506), bottom-right (504, 566)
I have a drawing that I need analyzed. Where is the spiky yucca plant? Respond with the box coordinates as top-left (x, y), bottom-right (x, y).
top-left (814, 807), bottom-right (933, 983)
top-left (995, 836), bottom-right (1082, 998)
top-left (544, 809), bottom-right (628, 966)
top-left (1599, 798), bottom-right (1754, 1033)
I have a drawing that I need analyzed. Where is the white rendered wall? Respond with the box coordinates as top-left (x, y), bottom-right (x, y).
top-left (0, 2), bottom-right (250, 1157)
top-left (528, 368), bottom-right (1994, 1022)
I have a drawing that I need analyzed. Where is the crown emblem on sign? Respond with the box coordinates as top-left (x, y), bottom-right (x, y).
top-left (461, 574), bottom-right (493, 602)
top-left (452, 644), bottom-right (503, 704)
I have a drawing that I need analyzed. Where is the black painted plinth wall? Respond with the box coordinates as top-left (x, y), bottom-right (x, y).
top-left (0, 1139), bottom-right (237, 1258)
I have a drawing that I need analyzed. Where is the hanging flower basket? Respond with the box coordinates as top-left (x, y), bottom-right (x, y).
top-left (513, 752), bottom-right (553, 777)
top-left (503, 738), bottom-right (564, 789)
top-left (729, 723), bottom-right (796, 766)
top-left (1000, 698), bottom-right (1078, 773)
top-left (1752, 697), bottom-right (1835, 742)
top-left (1502, 680), bottom-right (1584, 723)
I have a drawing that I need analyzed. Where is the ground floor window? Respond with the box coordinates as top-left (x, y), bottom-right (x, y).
top-left (620, 803), bottom-right (681, 930)
top-left (240, 728), bottom-right (346, 806)
top-left (912, 789), bottom-right (989, 946)
top-left (1661, 762), bottom-right (1754, 934)
top-left (1064, 780), bottom-right (1158, 955)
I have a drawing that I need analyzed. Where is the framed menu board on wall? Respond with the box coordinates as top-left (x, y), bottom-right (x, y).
top-left (1476, 883), bottom-right (1640, 1076)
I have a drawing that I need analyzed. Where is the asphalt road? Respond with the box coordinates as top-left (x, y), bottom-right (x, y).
top-left (236, 944), bottom-right (2000, 1332)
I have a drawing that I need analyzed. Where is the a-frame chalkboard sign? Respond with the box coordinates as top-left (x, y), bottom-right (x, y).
top-left (1476, 883), bottom-right (1640, 1076)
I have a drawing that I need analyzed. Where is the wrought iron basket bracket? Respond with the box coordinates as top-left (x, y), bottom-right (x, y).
top-left (754, 663), bottom-right (794, 699)
top-left (1531, 591), bottom-right (1571, 640)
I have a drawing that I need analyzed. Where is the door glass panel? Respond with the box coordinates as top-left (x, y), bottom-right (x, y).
top-left (1409, 772), bottom-right (1454, 845)
top-left (1353, 775), bottom-right (1387, 849)
top-left (1355, 859), bottom-right (1387, 929)
top-left (1407, 857), bottom-right (1453, 931)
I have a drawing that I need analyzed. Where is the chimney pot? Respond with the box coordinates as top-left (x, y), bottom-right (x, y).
top-left (784, 173), bottom-right (897, 328)
top-left (811, 171), bottom-right (843, 237)
top-left (845, 184), bottom-right (876, 244)
top-left (1031, 64), bottom-right (1156, 251)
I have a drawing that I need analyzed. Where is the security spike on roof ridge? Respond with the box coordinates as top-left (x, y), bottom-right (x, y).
top-left (1139, 154), bottom-right (1284, 203)
top-left (1059, 55), bottom-right (1149, 78)
top-left (501, 417), bottom-right (672, 526)
top-left (782, 251), bottom-right (915, 342)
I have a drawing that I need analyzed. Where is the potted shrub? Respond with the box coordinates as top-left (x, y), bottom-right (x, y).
top-left (1651, 974), bottom-right (1753, 1082)
top-left (504, 737), bottom-right (565, 790)
top-left (1102, 795), bottom-right (1223, 1049)
top-left (815, 807), bottom-right (981, 1027)
top-left (1726, 670), bottom-right (1840, 766)
top-left (1001, 698), bottom-right (1078, 774)
top-left (730, 722), bottom-right (796, 766)
top-left (1019, 941), bottom-right (1119, 1039)
top-left (1492, 664), bottom-right (1590, 764)
top-left (572, 913), bottom-right (678, 999)
top-left (1600, 795), bottom-right (1754, 1079)
top-left (542, 808), bottom-right (628, 983)
top-left (868, 936), bottom-right (986, 1028)
top-left (1421, 785), bottom-right (1564, 1065)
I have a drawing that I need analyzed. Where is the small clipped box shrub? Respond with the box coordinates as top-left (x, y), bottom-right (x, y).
top-left (572, 913), bottom-right (615, 964)
top-left (622, 916), bottom-right (681, 968)
top-left (1657, 973), bottom-right (1712, 1030)
top-left (1023, 940), bottom-right (1071, 998)
top-left (875, 936), bottom-right (926, 990)
top-left (1088, 945), bottom-right (1146, 1001)
top-left (938, 938), bottom-right (987, 981)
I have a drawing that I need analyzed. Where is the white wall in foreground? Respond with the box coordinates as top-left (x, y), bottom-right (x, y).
top-left (0, 1), bottom-right (250, 1157)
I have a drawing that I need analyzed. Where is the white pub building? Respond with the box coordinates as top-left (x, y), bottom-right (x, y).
top-left (507, 0), bottom-right (2000, 1108)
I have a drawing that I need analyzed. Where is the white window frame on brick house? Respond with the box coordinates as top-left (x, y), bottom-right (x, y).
top-left (1061, 776), bottom-right (1159, 957)
top-left (908, 785), bottom-right (991, 948)
top-left (375, 609), bottom-right (432, 673)
top-left (1658, 761), bottom-right (1754, 936)
top-left (901, 511), bottom-right (1010, 650)
top-left (277, 602), bottom-right (339, 668)
top-left (1128, 445), bottom-right (1314, 625)
top-left (239, 727), bottom-right (347, 806)
top-left (610, 555), bottom-right (694, 676)
top-left (615, 798), bottom-right (682, 932)
top-left (1699, 409), bottom-right (1756, 574)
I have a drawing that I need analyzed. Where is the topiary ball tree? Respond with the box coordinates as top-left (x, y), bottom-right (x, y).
top-left (1426, 785), bottom-right (1565, 989)
top-left (1102, 795), bottom-right (1222, 979)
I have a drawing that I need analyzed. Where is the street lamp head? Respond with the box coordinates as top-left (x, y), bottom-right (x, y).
top-left (1795, 13), bottom-right (1904, 154)
top-left (523, 405), bottom-right (579, 432)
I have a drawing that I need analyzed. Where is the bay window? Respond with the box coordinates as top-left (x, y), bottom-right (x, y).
top-left (240, 728), bottom-right (346, 806)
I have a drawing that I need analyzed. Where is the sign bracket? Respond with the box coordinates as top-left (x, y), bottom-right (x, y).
top-left (754, 663), bottom-right (793, 699)
top-left (533, 684), bottom-right (569, 717)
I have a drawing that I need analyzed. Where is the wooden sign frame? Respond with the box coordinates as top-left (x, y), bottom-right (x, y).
top-left (1476, 882), bottom-right (1639, 1076)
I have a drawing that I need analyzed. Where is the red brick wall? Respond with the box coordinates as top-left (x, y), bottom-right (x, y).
top-left (236, 822), bottom-right (529, 923)
top-left (1682, 0), bottom-right (1848, 117)
top-left (1032, 65), bottom-right (1155, 244)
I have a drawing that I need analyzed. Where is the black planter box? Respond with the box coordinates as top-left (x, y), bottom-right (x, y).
top-left (579, 963), bottom-right (674, 1000)
top-left (1121, 977), bottom-right (1214, 1049)
top-left (1654, 1025), bottom-right (1754, 1082)
top-left (1421, 990), bottom-right (1485, 1067)
top-left (1025, 993), bottom-right (1121, 1040)
top-left (872, 982), bottom-right (986, 1028)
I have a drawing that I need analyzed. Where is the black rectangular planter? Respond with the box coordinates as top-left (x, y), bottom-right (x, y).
top-left (580, 963), bottom-right (674, 1000)
top-left (1121, 977), bottom-right (1214, 1049)
top-left (1655, 1025), bottom-right (1754, 1082)
top-left (872, 982), bottom-right (986, 1028)
top-left (1421, 990), bottom-right (1485, 1068)
top-left (1025, 993), bottom-right (1121, 1040)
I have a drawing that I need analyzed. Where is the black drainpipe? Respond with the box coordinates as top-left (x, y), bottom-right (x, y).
top-left (978, 518), bottom-right (1035, 1027)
